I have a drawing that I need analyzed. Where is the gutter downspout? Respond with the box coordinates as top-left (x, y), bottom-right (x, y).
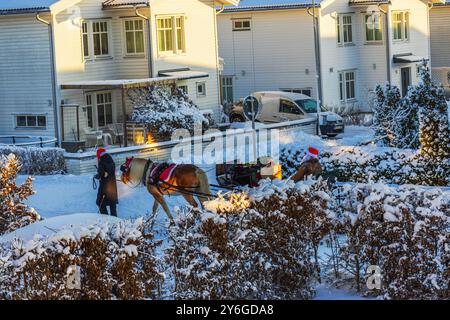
top-left (378, 4), bottom-right (391, 83)
top-left (307, 3), bottom-right (322, 136)
top-left (36, 13), bottom-right (61, 146)
top-left (135, 6), bottom-right (154, 77)
top-left (427, 2), bottom-right (434, 70)
top-left (215, 5), bottom-right (226, 110)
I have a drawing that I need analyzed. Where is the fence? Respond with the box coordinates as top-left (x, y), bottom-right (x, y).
top-left (64, 118), bottom-right (317, 175)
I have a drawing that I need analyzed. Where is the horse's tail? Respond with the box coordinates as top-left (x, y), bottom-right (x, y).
top-left (196, 168), bottom-right (212, 205)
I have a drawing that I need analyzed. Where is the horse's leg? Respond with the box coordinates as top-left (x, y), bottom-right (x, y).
top-left (148, 186), bottom-right (174, 221)
top-left (149, 200), bottom-right (160, 229)
top-left (181, 193), bottom-right (199, 209)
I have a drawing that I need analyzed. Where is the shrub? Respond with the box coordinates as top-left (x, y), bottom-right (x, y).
top-left (0, 146), bottom-right (65, 175)
top-left (130, 86), bottom-right (212, 140)
top-left (0, 218), bottom-right (164, 300)
top-left (281, 146), bottom-right (450, 186)
top-left (333, 183), bottom-right (449, 299)
top-left (167, 179), bottom-right (335, 300)
top-left (0, 155), bottom-right (40, 236)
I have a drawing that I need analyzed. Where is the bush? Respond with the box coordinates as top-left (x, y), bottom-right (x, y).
top-left (0, 146), bottom-right (65, 175)
top-left (167, 179), bottom-right (334, 300)
top-left (0, 218), bottom-right (164, 300)
top-left (0, 155), bottom-right (40, 236)
top-left (332, 183), bottom-right (449, 300)
top-left (130, 86), bottom-right (212, 140)
top-left (281, 146), bottom-right (450, 186)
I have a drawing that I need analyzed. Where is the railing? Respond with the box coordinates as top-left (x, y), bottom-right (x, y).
top-left (0, 135), bottom-right (58, 148)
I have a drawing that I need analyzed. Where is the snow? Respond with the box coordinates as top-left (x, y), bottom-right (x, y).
top-left (0, 213), bottom-right (121, 243)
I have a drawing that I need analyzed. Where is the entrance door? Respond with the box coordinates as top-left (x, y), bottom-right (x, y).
top-left (401, 67), bottom-right (411, 97)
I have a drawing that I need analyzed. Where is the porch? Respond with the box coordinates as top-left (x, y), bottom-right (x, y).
top-left (59, 71), bottom-right (209, 152)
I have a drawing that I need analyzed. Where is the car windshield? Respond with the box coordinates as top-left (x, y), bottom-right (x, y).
top-left (295, 99), bottom-right (326, 113)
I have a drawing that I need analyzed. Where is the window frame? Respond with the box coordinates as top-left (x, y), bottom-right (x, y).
top-left (196, 82), bottom-right (207, 97)
top-left (123, 18), bottom-right (146, 56)
top-left (82, 21), bottom-right (90, 60)
top-left (96, 92), bottom-right (113, 128)
top-left (221, 76), bottom-right (234, 104)
top-left (15, 114), bottom-right (47, 129)
top-left (92, 20), bottom-right (111, 58)
top-left (337, 14), bottom-right (354, 46)
top-left (392, 11), bottom-right (410, 42)
top-left (156, 15), bottom-right (186, 55)
top-left (364, 13), bottom-right (383, 43)
top-left (232, 19), bottom-right (251, 31)
top-left (339, 70), bottom-right (357, 102)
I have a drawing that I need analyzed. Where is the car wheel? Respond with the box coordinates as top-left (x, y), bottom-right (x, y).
top-left (230, 115), bottom-right (245, 123)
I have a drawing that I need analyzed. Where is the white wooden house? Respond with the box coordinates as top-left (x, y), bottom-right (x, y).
top-left (218, 0), bottom-right (444, 113)
top-left (430, 1), bottom-right (450, 97)
top-left (0, 0), bottom-right (239, 147)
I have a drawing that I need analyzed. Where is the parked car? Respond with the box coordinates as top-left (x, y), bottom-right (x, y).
top-left (229, 91), bottom-right (345, 137)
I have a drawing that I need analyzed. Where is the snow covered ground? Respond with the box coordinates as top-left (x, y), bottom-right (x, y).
top-left (7, 126), bottom-right (377, 300)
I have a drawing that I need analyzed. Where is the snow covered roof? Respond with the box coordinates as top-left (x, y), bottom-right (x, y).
top-left (223, 0), bottom-right (320, 12)
top-left (0, 0), bottom-right (58, 15)
top-left (103, 0), bottom-right (149, 8)
top-left (61, 71), bottom-right (209, 90)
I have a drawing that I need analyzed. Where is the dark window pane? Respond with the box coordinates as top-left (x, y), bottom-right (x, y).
top-left (27, 116), bottom-right (37, 127)
top-left (38, 116), bottom-right (46, 127)
top-left (101, 33), bottom-right (109, 55)
top-left (106, 104), bottom-right (113, 125)
top-left (17, 116), bottom-right (27, 127)
top-left (98, 106), bottom-right (105, 127)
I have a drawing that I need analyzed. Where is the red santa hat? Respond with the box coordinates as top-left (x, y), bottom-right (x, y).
top-left (96, 148), bottom-right (106, 161)
top-left (307, 147), bottom-right (319, 159)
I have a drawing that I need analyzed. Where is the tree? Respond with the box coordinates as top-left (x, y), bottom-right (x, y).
top-left (392, 95), bottom-right (420, 150)
top-left (129, 85), bottom-right (212, 140)
top-left (372, 83), bottom-right (401, 147)
top-left (0, 154), bottom-right (40, 235)
top-left (408, 61), bottom-right (450, 159)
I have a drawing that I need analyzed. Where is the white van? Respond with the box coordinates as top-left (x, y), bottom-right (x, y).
top-left (229, 91), bottom-right (345, 137)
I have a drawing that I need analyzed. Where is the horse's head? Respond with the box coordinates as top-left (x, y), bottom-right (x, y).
top-left (120, 157), bottom-right (134, 184)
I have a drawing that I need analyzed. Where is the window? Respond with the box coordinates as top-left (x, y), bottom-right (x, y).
top-left (339, 71), bottom-right (356, 102)
top-left (157, 16), bottom-right (185, 54)
top-left (97, 93), bottom-right (113, 127)
top-left (221, 76), bottom-right (234, 103)
top-left (281, 88), bottom-right (312, 97)
top-left (337, 15), bottom-right (353, 45)
top-left (15, 115), bottom-right (46, 129)
top-left (279, 100), bottom-right (301, 115)
top-left (393, 12), bottom-right (409, 41)
top-left (178, 85), bottom-right (188, 95)
top-left (233, 19), bottom-right (251, 31)
top-left (85, 94), bottom-right (93, 128)
top-left (92, 21), bottom-right (110, 56)
top-left (365, 14), bottom-right (382, 42)
top-left (82, 22), bottom-right (89, 58)
top-left (196, 82), bottom-right (206, 97)
top-left (124, 19), bottom-right (145, 55)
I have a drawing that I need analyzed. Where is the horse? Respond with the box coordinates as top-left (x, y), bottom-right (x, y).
top-left (120, 158), bottom-right (212, 222)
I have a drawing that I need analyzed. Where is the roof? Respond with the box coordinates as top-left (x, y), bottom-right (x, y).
top-left (223, 0), bottom-right (319, 12)
top-left (102, 0), bottom-right (149, 8)
top-left (60, 71), bottom-right (209, 90)
top-left (0, 0), bottom-right (58, 15)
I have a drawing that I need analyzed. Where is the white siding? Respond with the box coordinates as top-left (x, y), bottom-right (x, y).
top-left (430, 6), bottom-right (450, 68)
top-left (0, 14), bottom-right (55, 137)
top-left (218, 9), bottom-right (318, 102)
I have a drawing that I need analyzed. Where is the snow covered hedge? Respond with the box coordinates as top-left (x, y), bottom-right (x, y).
top-left (0, 146), bottom-right (65, 175)
top-left (167, 180), bottom-right (335, 300)
top-left (0, 155), bottom-right (40, 236)
top-left (0, 218), bottom-right (164, 300)
top-left (130, 86), bottom-right (213, 141)
top-left (332, 183), bottom-right (449, 300)
top-left (281, 146), bottom-right (450, 186)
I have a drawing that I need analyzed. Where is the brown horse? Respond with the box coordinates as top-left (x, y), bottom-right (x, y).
top-left (120, 158), bottom-right (212, 222)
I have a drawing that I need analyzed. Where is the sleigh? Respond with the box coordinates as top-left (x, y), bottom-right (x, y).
top-left (216, 159), bottom-right (282, 188)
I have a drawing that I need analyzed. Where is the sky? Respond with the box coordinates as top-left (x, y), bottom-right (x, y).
top-left (0, 0), bottom-right (59, 10)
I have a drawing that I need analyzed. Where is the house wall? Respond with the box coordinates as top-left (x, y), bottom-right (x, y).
top-left (217, 9), bottom-right (318, 102)
top-left (0, 14), bottom-right (56, 138)
top-left (51, 0), bottom-right (223, 141)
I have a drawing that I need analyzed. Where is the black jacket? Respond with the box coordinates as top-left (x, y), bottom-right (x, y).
top-left (95, 154), bottom-right (118, 206)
